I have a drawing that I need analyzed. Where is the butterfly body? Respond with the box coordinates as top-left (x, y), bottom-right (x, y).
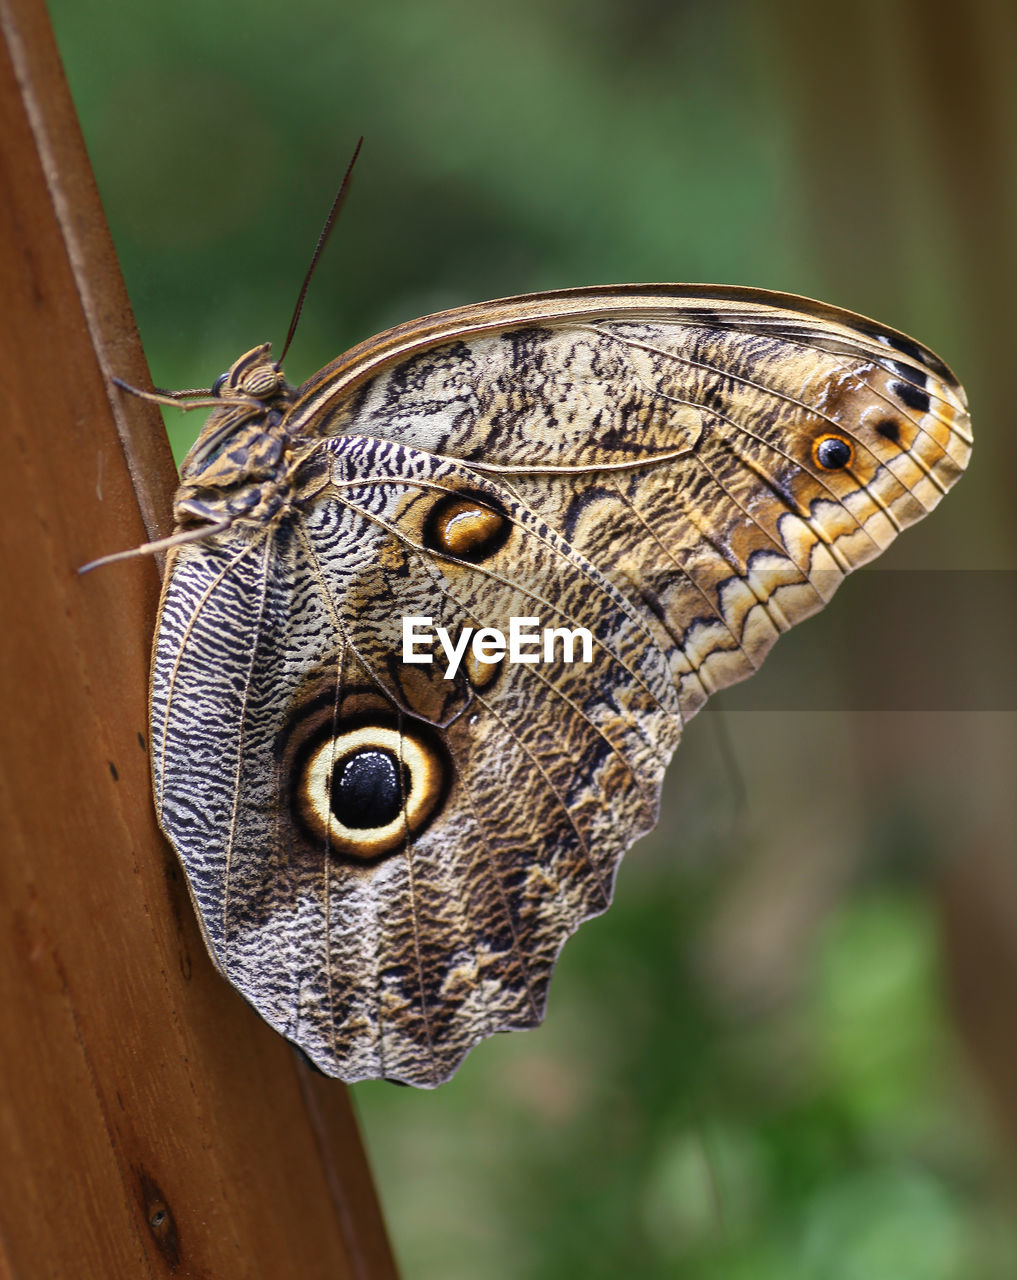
top-left (150, 286), bottom-right (970, 1086)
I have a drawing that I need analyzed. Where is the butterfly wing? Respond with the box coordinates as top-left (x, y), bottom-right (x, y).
top-left (151, 287), bottom-right (970, 1085)
top-left (301, 287), bottom-right (970, 718)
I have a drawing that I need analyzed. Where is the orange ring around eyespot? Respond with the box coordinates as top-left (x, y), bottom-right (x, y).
top-left (812, 433), bottom-right (854, 471)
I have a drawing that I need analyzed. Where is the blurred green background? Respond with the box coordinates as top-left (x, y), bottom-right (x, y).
top-left (48, 0), bottom-right (1017, 1275)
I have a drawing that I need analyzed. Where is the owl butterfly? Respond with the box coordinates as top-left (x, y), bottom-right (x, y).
top-left (111, 283), bottom-right (970, 1087)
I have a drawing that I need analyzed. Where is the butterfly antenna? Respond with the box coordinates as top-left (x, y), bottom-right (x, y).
top-left (279, 136), bottom-right (364, 364)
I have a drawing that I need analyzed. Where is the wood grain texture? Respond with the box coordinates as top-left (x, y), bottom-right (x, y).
top-left (0, 0), bottom-right (397, 1274)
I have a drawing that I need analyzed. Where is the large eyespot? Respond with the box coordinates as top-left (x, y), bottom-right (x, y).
top-left (813, 433), bottom-right (854, 471)
top-left (291, 713), bottom-right (449, 863)
top-left (424, 492), bottom-right (511, 562)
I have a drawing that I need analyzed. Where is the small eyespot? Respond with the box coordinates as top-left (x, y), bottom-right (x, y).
top-left (211, 372), bottom-right (228, 397)
top-left (813, 434), bottom-right (854, 470)
top-left (424, 492), bottom-right (511, 562)
top-left (877, 419), bottom-right (902, 444)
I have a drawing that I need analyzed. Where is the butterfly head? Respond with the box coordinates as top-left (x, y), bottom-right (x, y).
top-left (210, 343), bottom-right (288, 403)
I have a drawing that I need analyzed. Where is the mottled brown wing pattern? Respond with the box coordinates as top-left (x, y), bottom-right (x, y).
top-left (150, 287), bottom-right (970, 1085)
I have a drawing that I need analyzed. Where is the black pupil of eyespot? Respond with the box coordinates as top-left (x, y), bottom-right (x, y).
top-left (817, 437), bottom-right (852, 469)
top-left (331, 749), bottom-right (407, 828)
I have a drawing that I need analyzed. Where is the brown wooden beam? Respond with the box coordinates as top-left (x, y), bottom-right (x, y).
top-left (0, 0), bottom-right (399, 1273)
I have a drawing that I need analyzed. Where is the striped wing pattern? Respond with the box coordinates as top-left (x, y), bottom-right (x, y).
top-left (150, 287), bottom-right (970, 1085)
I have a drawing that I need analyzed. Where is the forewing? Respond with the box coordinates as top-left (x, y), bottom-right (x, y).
top-left (309, 290), bottom-right (970, 718)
